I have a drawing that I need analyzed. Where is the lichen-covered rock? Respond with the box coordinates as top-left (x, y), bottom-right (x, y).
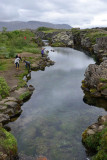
top-left (0, 114), bottom-right (10, 124)
top-left (0, 96), bottom-right (22, 124)
top-left (81, 37), bottom-right (91, 48)
top-left (0, 127), bottom-right (18, 160)
top-left (93, 37), bottom-right (107, 61)
top-left (52, 31), bottom-right (74, 47)
top-left (82, 115), bottom-right (107, 141)
top-left (82, 60), bottom-right (107, 98)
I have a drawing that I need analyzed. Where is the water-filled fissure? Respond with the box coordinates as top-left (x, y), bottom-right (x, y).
top-left (9, 47), bottom-right (107, 160)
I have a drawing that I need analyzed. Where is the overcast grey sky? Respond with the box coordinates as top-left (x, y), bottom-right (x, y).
top-left (0, 0), bottom-right (107, 28)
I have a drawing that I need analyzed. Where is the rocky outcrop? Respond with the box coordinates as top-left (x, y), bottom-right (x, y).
top-left (0, 85), bottom-right (34, 125)
top-left (82, 60), bottom-right (107, 98)
top-left (82, 115), bottom-right (107, 138)
top-left (93, 37), bottom-right (107, 61)
top-left (72, 28), bottom-right (107, 61)
top-left (0, 97), bottom-right (21, 124)
top-left (51, 31), bottom-right (74, 47)
top-left (81, 37), bottom-right (91, 49)
top-left (82, 115), bottom-right (107, 159)
top-left (31, 54), bottom-right (55, 71)
top-left (34, 31), bottom-right (74, 47)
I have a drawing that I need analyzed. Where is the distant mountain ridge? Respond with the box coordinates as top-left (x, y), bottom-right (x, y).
top-left (0, 21), bottom-right (72, 31)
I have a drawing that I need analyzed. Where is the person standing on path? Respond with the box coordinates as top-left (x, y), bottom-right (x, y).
top-left (18, 54), bottom-right (22, 61)
top-left (41, 48), bottom-right (45, 57)
top-left (14, 55), bottom-right (20, 69)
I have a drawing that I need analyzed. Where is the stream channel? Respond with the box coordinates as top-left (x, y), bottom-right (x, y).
top-left (8, 46), bottom-right (107, 160)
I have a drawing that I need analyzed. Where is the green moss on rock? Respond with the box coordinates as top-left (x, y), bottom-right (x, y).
top-left (82, 127), bottom-right (107, 160)
top-left (19, 91), bottom-right (31, 101)
top-left (0, 127), bottom-right (17, 160)
top-left (51, 42), bottom-right (66, 47)
top-left (100, 84), bottom-right (107, 90)
top-left (82, 131), bottom-right (101, 152)
top-left (90, 88), bottom-right (97, 94)
top-left (0, 77), bottom-right (10, 98)
top-left (81, 81), bottom-right (87, 89)
top-left (100, 78), bottom-right (107, 83)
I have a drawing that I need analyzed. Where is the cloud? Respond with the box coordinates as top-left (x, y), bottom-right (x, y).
top-left (0, 0), bottom-right (107, 28)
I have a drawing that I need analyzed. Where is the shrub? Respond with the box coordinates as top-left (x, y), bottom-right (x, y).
top-left (100, 78), bottom-right (107, 83)
top-left (92, 128), bottom-right (107, 160)
top-left (100, 84), bottom-right (107, 90)
top-left (24, 47), bottom-right (41, 54)
top-left (83, 132), bottom-right (101, 152)
top-left (85, 31), bottom-right (107, 44)
top-left (51, 42), bottom-right (66, 47)
top-left (37, 27), bottom-right (54, 32)
top-left (83, 127), bottom-right (107, 160)
top-left (8, 48), bottom-right (16, 58)
top-left (0, 77), bottom-right (10, 98)
top-left (0, 30), bottom-right (41, 57)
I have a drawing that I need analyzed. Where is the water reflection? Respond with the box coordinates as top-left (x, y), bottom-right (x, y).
top-left (83, 92), bottom-right (107, 111)
top-left (8, 47), bottom-right (107, 160)
top-left (48, 47), bottom-right (95, 71)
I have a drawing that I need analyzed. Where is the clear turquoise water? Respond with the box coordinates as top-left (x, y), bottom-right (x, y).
top-left (9, 47), bottom-right (107, 160)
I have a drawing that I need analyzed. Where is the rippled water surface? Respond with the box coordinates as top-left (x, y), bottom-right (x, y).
top-left (9, 47), bottom-right (107, 160)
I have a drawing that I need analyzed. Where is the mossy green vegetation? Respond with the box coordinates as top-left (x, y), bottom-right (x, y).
top-left (24, 47), bottom-right (41, 54)
top-left (82, 131), bottom-right (101, 152)
top-left (85, 32), bottom-right (107, 44)
top-left (37, 27), bottom-right (68, 33)
top-left (0, 29), bottom-right (40, 58)
top-left (17, 70), bottom-right (28, 88)
top-left (71, 28), bottom-right (81, 35)
top-left (82, 127), bottom-right (107, 160)
top-left (0, 127), bottom-right (17, 158)
top-left (100, 84), bottom-right (107, 90)
top-left (82, 29), bottom-right (107, 45)
top-left (0, 77), bottom-right (10, 98)
top-left (19, 91), bottom-right (31, 101)
top-left (72, 28), bottom-right (107, 45)
top-left (90, 88), bottom-right (97, 94)
top-left (51, 42), bottom-right (66, 47)
top-left (0, 60), bottom-right (9, 71)
top-left (100, 78), bottom-right (107, 83)
top-left (81, 80), bottom-right (87, 89)
top-left (37, 27), bottom-right (57, 33)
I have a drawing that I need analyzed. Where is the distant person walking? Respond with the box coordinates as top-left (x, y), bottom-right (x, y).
top-left (41, 48), bottom-right (45, 57)
top-left (14, 55), bottom-right (20, 69)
